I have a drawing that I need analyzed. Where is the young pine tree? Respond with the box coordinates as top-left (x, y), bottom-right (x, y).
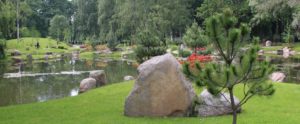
top-left (183, 22), bottom-right (209, 53)
top-left (135, 28), bottom-right (166, 63)
top-left (106, 30), bottom-right (119, 51)
top-left (183, 9), bottom-right (275, 124)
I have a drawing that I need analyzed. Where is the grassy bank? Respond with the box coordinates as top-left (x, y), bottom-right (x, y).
top-left (261, 43), bottom-right (300, 52)
top-left (0, 81), bottom-right (299, 124)
top-left (5, 37), bottom-right (76, 60)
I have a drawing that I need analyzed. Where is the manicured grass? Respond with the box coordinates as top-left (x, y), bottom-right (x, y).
top-left (293, 43), bottom-right (300, 51)
top-left (80, 51), bottom-right (123, 60)
top-left (0, 81), bottom-right (299, 124)
top-left (261, 46), bottom-right (283, 51)
top-left (261, 43), bottom-right (300, 52)
top-left (5, 37), bottom-right (74, 60)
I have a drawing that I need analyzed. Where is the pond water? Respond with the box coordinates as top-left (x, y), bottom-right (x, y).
top-left (259, 55), bottom-right (300, 83)
top-left (0, 54), bottom-right (299, 107)
top-left (0, 58), bottom-right (137, 107)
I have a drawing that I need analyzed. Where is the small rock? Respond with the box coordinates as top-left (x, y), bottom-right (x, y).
top-left (258, 50), bottom-right (264, 55)
top-left (265, 40), bottom-right (272, 47)
top-left (79, 78), bottom-right (97, 93)
top-left (27, 54), bottom-right (33, 61)
top-left (46, 52), bottom-right (53, 55)
top-left (270, 72), bottom-right (286, 82)
top-left (44, 54), bottom-right (49, 60)
top-left (11, 50), bottom-right (22, 56)
top-left (196, 89), bottom-right (241, 117)
top-left (12, 57), bottom-right (22, 63)
top-left (124, 76), bottom-right (134, 81)
top-left (89, 70), bottom-right (106, 87)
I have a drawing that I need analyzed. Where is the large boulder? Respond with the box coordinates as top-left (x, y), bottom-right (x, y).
top-left (79, 78), bottom-right (97, 93)
top-left (124, 53), bottom-right (196, 117)
top-left (196, 89), bottom-right (241, 117)
top-left (89, 70), bottom-right (106, 87)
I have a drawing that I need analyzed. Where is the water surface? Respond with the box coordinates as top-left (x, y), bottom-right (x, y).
top-left (0, 58), bottom-right (137, 107)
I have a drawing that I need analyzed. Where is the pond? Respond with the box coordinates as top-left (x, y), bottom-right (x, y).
top-left (0, 58), bottom-right (137, 107)
top-left (259, 55), bottom-right (300, 83)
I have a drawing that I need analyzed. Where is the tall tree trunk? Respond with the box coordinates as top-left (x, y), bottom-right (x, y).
top-left (229, 87), bottom-right (237, 124)
top-left (16, 0), bottom-right (20, 42)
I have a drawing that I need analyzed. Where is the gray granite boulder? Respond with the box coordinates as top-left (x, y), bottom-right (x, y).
top-left (196, 89), bottom-right (241, 117)
top-left (79, 78), bottom-right (97, 93)
top-left (89, 70), bottom-right (106, 87)
top-left (124, 53), bottom-right (196, 117)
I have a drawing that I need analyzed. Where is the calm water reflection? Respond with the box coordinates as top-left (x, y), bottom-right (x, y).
top-left (0, 58), bottom-right (137, 107)
top-left (259, 55), bottom-right (300, 83)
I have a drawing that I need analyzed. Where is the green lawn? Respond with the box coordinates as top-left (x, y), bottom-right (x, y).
top-left (5, 37), bottom-right (76, 60)
top-left (0, 81), bottom-right (299, 124)
top-left (261, 43), bottom-right (300, 52)
top-left (261, 46), bottom-right (283, 51)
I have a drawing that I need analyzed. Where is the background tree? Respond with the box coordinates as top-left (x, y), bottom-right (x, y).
top-left (25, 0), bottom-right (74, 37)
top-left (0, 1), bottom-right (16, 39)
top-left (183, 9), bottom-right (275, 124)
top-left (0, 39), bottom-right (5, 59)
top-left (98, 0), bottom-right (115, 41)
top-left (74, 0), bottom-right (99, 41)
top-left (250, 0), bottom-right (300, 42)
top-left (196, 0), bottom-right (251, 25)
top-left (291, 6), bottom-right (300, 40)
top-left (135, 28), bottom-right (166, 63)
top-left (106, 29), bottom-right (119, 51)
top-left (183, 21), bottom-right (208, 53)
top-left (97, 0), bottom-right (194, 47)
top-left (49, 15), bottom-right (70, 42)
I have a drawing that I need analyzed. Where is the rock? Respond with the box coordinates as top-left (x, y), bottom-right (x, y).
top-left (89, 70), bottom-right (106, 87)
top-left (196, 89), bottom-right (241, 117)
top-left (270, 72), bottom-right (286, 82)
top-left (79, 78), bottom-right (97, 93)
top-left (27, 54), bottom-right (33, 61)
top-left (11, 50), bottom-right (21, 56)
top-left (72, 51), bottom-right (80, 60)
top-left (283, 47), bottom-right (291, 58)
top-left (99, 49), bottom-right (112, 54)
top-left (258, 50), bottom-right (264, 55)
top-left (46, 52), bottom-right (53, 55)
top-left (44, 54), bottom-right (49, 60)
top-left (124, 53), bottom-right (196, 117)
top-left (121, 52), bottom-right (129, 59)
top-left (283, 47), bottom-right (290, 54)
top-left (12, 57), bottom-right (22, 63)
top-left (124, 75), bottom-right (134, 81)
top-left (277, 50), bottom-right (283, 55)
top-left (265, 40), bottom-right (272, 47)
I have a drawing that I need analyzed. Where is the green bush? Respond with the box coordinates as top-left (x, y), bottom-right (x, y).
top-left (58, 46), bottom-right (65, 49)
top-left (170, 45), bottom-right (179, 51)
top-left (21, 27), bottom-right (41, 37)
top-left (0, 39), bottom-right (6, 59)
top-left (179, 49), bottom-right (192, 58)
top-left (197, 48), bottom-right (212, 55)
top-left (135, 29), bottom-right (166, 63)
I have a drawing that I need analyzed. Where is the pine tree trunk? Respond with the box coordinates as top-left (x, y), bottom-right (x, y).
top-left (229, 88), bottom-right (237, 124)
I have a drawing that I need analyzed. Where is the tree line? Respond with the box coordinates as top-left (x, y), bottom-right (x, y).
top-left (0, 0), bottom-right (299, 46)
